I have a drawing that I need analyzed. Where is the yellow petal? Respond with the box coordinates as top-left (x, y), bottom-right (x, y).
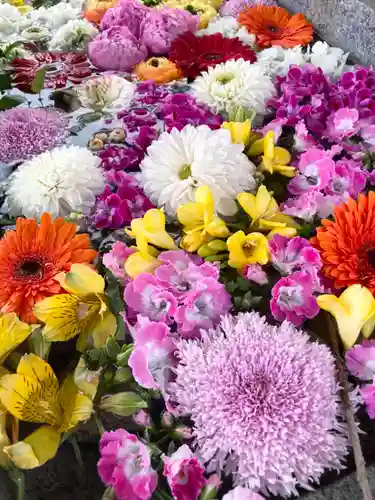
top-left (273, 164), bottom-right (297, 177)
top-left (222, 121), bottom-right (251, 145)
top-left (59, 376), bottom-right (93, 432)
top-left (195, 185), bottom-right (214, 225)
top-left (0, 414), bottom-right (11, 468)
top-left (177, 202), bottom-right (205, 229)
top-left (237, 192), bottom-right (258, 219)
top-left (35, 295), bottom-right (84, 342)
top-left (263, 131), bottom-right (275, 160)
top-left (247, 138), bottom-right (265, 157)
top-left (74, 358), bottom-right (101, 399)
top-left (270, 213), bottom-right (300, 228)
top-left (57, 264), bottom-right (105, 296)
top-left (180, 229), bottom-right (207, 253)
top-left (91, 310), bottom-right (117, 349)
top-left (256, 186), bottom-right (274, 218)
top-left (4, 426), bottom-right (61, 469)
top-left (261, 156), bottom-right (274, 174)
top-left (247, 233), bottom-right (270, 265)
top-left (227, 231), bottom-right (248, 269)
top-left (0, 313), bottom-right (32, 364)
top-left (125, 252), bottom-right (161, 278)
top-left (274, 146), bottom-right (291, 165)
top-left (267, 227), bottom-right (298, 239)
top-left (143, 208), bottom-right (167, 232)
top-left (205, 216), bottom-right (230, 238)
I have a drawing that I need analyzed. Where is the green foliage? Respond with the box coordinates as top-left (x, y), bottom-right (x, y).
top-left (0, 95), bottom-right (25, 110)
top-left (30, 68), bottom-right (46, 94)
top-left (99, 391), bottom-right (148, 417)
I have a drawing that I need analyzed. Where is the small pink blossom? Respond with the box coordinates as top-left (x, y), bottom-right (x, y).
top-left (128, 316), bottom-right (176, 390)
top-left (270, 271), bottom-right (320, 326)
top-left (269, 234), bottom-right (322, 275)
top-left (288, 148), bottom-right (335, 195)
top-left (103, 242), bottom-right (136, 283)
top-left (163, 445), bottom-right (206, 500)
top-left (98, 430), bottom-right (157, 500)
top-left (133, 409), bottom-right (152, 427)
top-left (293, 122), bottom-right (318, 152)
top-left (346, 340), bottom-right (375, 381)
top-left (223, 487), bottom-right (265, 500)
top-left (243, 264), bottom-right (268, 285)
top-left (324, 159), bottom-right (366, 197)
top-left (325, 108), bottom-right (359, 140)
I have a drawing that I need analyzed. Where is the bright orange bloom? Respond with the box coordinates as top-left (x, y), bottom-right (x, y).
top-left (238, 5), bottom-right (313, 49)
top-left (311, 192), bottom-right (375, 293)
top-left (0, 213), bottom-right (97, 323)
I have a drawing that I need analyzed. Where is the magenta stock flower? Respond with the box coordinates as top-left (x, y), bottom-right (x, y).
top-left (102, 241), bottom-right (136, 282)
top-left (325, 159), bottom-right (366, 197)
top-left (163, 445), bottom-right (206, 500)
top-left (346, 340), bottom-right (375, 381)
top-left (288, 148), bottom-right (335, 196)
top-left (361, 384), bottom-right (375, 419)
top-left (128, 316), bottom-right (176, 390)
top-left (101, 0), bottom-right (149, 36)
top-left (223, 487), bottom-right (265, 500)
top-left (269, 235), bottom-right (321, 275)
top-left (270, 271), bottom-right (320, 325)
top-left (98, 429), bottom-right (157, 500)
top-left (243, 264), bottom-right (268, 285)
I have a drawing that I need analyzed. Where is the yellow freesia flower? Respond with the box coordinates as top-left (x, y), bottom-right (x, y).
top-left (177, 185), bottom-right (230, 252)
top-left (127, 209), bottom-right (177, 251)
top-left (0, 313), bottom-right (32, 364)
top-left (227, 230), bottom-right (269, 269)
top-left (222, 120), bottom-right (252, 146)
top-left (125, 235), bottom-right (161, 278)
top-left (248, 131), bottom-right (296, 178)
top-left (34, 264), bottom-right (116, 351)
top-left (162, 0), bottom-right (217, 27)
top-left (317, 284), bottom-right (375, 350)
top-left (238, 185), bottom-right (298, 238)
top-left (0, 354), bottom-right (95, 469)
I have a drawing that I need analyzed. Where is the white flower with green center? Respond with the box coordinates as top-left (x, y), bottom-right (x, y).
top-left (192, 58), bottom-right (275, 115)
top-left (21, 25), bottom-right (50, 41)
top-left (75, 75), bottom-right (135, 113)
top-left (139, 124), bottom-right (256, 217)
top-left (49, 19), bottom-right (98, 51)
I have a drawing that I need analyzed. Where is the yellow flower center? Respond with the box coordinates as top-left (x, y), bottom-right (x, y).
top-left (179, 164), bottom-right (192, 180)
top-left (216, 73), bottom-right (235, 85)
top-left (243, 240), bottom-right (256, 257)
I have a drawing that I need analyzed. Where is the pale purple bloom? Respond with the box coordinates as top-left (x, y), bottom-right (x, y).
top-left (270, 271), bottom-right (320, 325)
top-left (325, 107), bottom-right (359, 141)
top-left (346, 340), bottom-right (375, 381)
top-left (281, 191), bottom-right (322, 222)
top-left (288, 148), bottom-right (335, 195)
top-left (325, 159), bottom-right (366, 197)
top-left (243, 264), bottom-right (268, 285)
top-left (220, 0), bottom-right (276, 17)
top-left (128, 316), bottom-right (176, 390)
top-left (98, 430), bottom-right (157, 500)
top-left (223, 487), bottom-right (265, 500)
top-left (103, 241), bottom-right (136, 282)
top-left (163, 445), bottom-right (206, 500)
top-left (171, 312), bottom-right (348, 496)
top-left (100, 0), bottom-right (150, 37)
top-left (0, 108), bottom-right (68, 164)
top-left (269, 235), bottom-right (321, 275)
top-left (293, 121), bottom-right (318, 152)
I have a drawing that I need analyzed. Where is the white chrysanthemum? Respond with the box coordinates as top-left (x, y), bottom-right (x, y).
top-left (257, 46), bottom-right (307, 78)
top-left (307, 41), bottom-right (349, 78)
top-left (20, 25), bottom-right (50, 41)
top-left (0, 4), bottom-right (22, 42)
top-left (197, 16), bottom-right (256, 47)
top-left (76, 75), bottom-right (135, 113)
top-left (6, 146), bottom-right (106, 219)
top-left (20, 3), bottom-right (82, 32)
top-left (139, 124), bottom-right (256, 216)
top-left (192, 59), bottom-right (275, 115)
top-left (49, 19), bottom-right (98, 51)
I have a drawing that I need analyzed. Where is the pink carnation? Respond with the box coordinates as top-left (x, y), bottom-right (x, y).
top-left (223, 487), bottom-right (265, 500)
top-left (88, 26), bottom-right (148, 72)
top-left (361, 384), bottom-right (375, 419)
top-left (243, 264), bottom-right (268, 285)
top-left (325, 108), bottom-right (359, 141)
top-left (100, 0), bottom-right (150, 36)
top-left (98, 430), bottom-right (157, 500)
top-left (288, 148), bottom-right (335, 195)
top-left (163, 445), bottom-right (206, 500)
top-left (293, 121), bottom-right (318, 152)
top-left (102, 241), bottom-right (136, 283)
top-left (269, 234), bottom-right (322, 275)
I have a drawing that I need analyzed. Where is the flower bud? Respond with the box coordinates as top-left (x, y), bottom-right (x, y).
top-left (161, 411), bottom-right (174, 427)
top-left (116, 344), bottom-right (134, 366)
top-left (172, 426), bottom-right (193, 440)
top-left (113, 366), bottom-right (132, 385)
top-left (132, 409), bottom-right (152, 427)
top-left (100, 392), bottom-right (147, 417)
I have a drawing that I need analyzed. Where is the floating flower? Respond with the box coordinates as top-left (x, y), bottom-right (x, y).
top-left (98, 146), bottom-right (143, 171)
top-left (0, 354), bottom-right (94, 469)
top-left (238, 5), bottom-right (313, 49)
top-left (269, 234), bottom-right (321, 275)
top-left (100, 0), bottom-right (149, 36)
top-left (0, 313), bottom-right (32, 364)
top-left (325, 159), bottom-right (366, 198)
top-left (227, 231), bottom-right (270, 269)
top-left (317, 285), bottom-right (375, 350)
top-left (34, 264), bottom-right (116, 351)
top-left (0, 213), bottom-right (96, 324)
top-left (163, 445), bottom-right (206, 500)
top-left (49, 18), bottom-right (98, 51)
top-left (134, 57), bottom-right (182, 83)
top-left (256, 45), bottom-right (306, 78)
top-left (311, 192), bottom-right (375, 292)
top-left (248, 130), bottom-right (296, 177)
top-left (172, 311), bottom-right (348, 496)
top-left (169, 32), bottom-right (257, 79)
top-left (325, 108), bottom-right (359, 141)
top-left (76, 75), bottom-right (135, 113)
top-left (223, 487), bottom-right (265, 500)
top-left (192, 58), bottom-right (275, 115)
top-left (307, 41), bottom-right (348, 79)
top-left (11, 52), bottom-right (92, 92)
top-left (7, 145), bottom-right (106, 219)
top-left (140, 124), bottom-right (256, 216)
top-left (346, 340), bottom-right (375, 381)
top-left (98, 430), bottom-right (157, 500)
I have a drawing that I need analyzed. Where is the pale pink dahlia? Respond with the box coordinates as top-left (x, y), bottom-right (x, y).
top-left (171, 312), bottom-right (348, 497)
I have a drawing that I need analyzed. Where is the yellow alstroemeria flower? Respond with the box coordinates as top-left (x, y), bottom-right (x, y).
top-left (227, 230), bottom-right (269, 269)
top-left (248, 131), bottom-right (296, 178)
top-left (0, 313), bottom-right (33, 364)
top-left (317, 284), bottom-right (375, 350)
top-left (238, 185), bottom-right (298, 238)
top-left (222, 120), bottom-right (252, 146)
top-left (0, 354), bottom-right (96, 469)
top-left (34, 264), bottom-right (117, 351)
top-left (177, 185), bottom-right (230, 252)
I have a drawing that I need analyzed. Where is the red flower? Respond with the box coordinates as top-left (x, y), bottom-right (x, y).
top-left (169, 32), bottom-right (257, 79)
top-left (11, 52), bottom-right (92, 92)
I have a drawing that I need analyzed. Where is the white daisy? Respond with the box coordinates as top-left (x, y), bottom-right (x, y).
top-left (49, 19), bottom-right (98, 51)
top-left (192, 58), bottom-right (275, 115)
top-left (257, 46), bottom-right (307, 78)
top-left (6, 146), bottom-right (106, 219)
top-left (139, 124), bottom-right (256, 216)
top-left (307, 41), bottom-right (349, 78)
top-left (197, 16), bottom-right (256, 47)
top-left (75, 75), bottom-right (135, 113)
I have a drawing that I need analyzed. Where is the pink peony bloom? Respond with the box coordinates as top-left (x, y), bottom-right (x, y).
top-left (88, 26), bottom-right (148, 72)
top-left (175, 278), bottom-right (232, 338)
top-left (288, 148), bottom-right (335, 195)
top-left (325, 108), bottom-right (359, 141)
top-left (163, 445), bottom-right (206, 500)
top-left (243, 264), bottom-right (268, 285)
top-left (100, 0), bottom-right (150, 37)
top-left (270, 271), bottom-right (320, 325)
top-left (361, 384), bottom-right (375, 419)
top-left (293, 121), bottom-right (318, 152)
top-left (346, 340), bottom-right (375, 381)
top-left (124, 274), bottom-right (178, 323)
top-left (98, 430), bottom-right (157, 500)
top-left (269, 234), bottom-right (321, 275)
top-left (128, 316), bottom-right (176, 390)
top-left (223, 487), bottom-right (265, 500)
top-left (102, 241), bottom-right (136, 283)
top-left (140, 7), bottom-right (199, 55)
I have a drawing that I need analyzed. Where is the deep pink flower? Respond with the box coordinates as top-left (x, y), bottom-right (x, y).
top-left (346, 340), bottom-right (375, 381)
top-left (269, 235), bottom-right (322, 275)
top-left (88, 26), bottom-right (148, 72)
top-left (325, 108), bottom-right (359, 141)
top-left (102, 241), bottom-right (136, 282)
top-left (223, 487), bottom-right (265, 500)
top-left (129, 316), bottom-right (176, 390)
top-left (98, 146), bottom-right (143, 171)
top-left (243, 264), bottom-right (268, 285)
top-left (163, 445), bottom-right (206, 500)
top-left (270, 271), bottom-right (320, 325)
top-left (100, 0), bottom-right (150, 37)
top-left (361, 384), bottom-right (375, 419)
top-left (288, 148), bottom-right (335, 195)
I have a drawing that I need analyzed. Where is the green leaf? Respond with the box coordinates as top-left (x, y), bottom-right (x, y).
top-left (100, 392), bottom-right (147, 416)
top-left (0, 73), bottom-right (11, 91)
top-left (3, 41), bottom-right (24, 58)
top-left (106, 271), bottom-right (126, 341)
top-left (30, 67), bottom-right (46, 94)
top-left (116, 344), bottom-right (133, 367)
top-left (0, 95), bottom-right (25, 110)
top-left (113, 366), bottom-right (132, 385)
top-left (70, 436), bottom-right (84, 470)
top-left (77, 111), bottom-right (103, 124)
top-left (28, 328), bottom-right (51, 360)
top-left (105, 336), bottom-right (121, 360)
top-left (102, 487), bottom-right (115, 500)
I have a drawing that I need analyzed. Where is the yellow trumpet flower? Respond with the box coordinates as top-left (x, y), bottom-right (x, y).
top-left (177, 185), bottom-right (230, 252)
top-left (237, 185), bottom-right (298, 238)
top-left (248, 131), bottom-right (296, 178)
top-left (0, 354), bottom-right (96, 469)
top-left (222, 120), bottom-right (252, 146)
top-left (227, 230), bottom-right (269, 269)
top-left (0, 313), bottom-right (33, 364)
top-left (34, 264), bottom-right (117, 351)
top-left (317, 284), bottom-right (375, 350)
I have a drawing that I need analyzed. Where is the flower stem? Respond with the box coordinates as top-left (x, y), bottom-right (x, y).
top-left (8, 467), bottom-right (25, 500)
top-left (94, 412), bottom-right (105, 436)
top-left (154, 490), bottom-right (173, 500)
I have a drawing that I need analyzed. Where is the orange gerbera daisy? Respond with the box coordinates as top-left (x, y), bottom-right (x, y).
top-left (311, 192), bottom-right (375, 293)
top-left (238, 5), bottom-right (313, 49)
top-left (0, 213), bottom-right (97, 323)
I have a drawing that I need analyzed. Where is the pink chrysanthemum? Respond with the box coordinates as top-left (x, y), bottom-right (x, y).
top-left (171, 312), bottom-right (348, 497)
